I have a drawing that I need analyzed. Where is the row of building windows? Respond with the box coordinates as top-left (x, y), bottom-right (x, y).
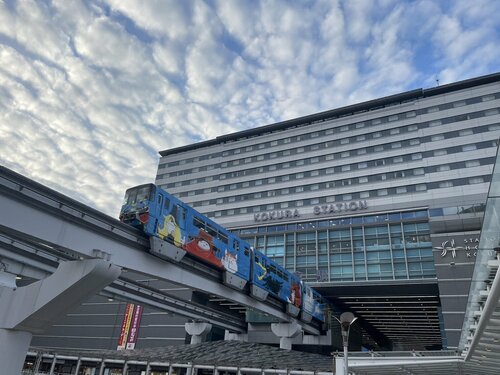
top-left (159, 124), bottom-right (500, 193)
top-left (159, 93), bottom-right (500, 173)
top-left (238, 212), bottom-right (436, 282)
top-left (162, 109), bottom-right (499, 181)
top-left (186, 154), bottom-right (494, 208)
top-left (204, 173), bottom-right (491, 218)
top-left (194, 157), bottom-right (492, 208)
top-left (166, 140), bottom-right (495, 208)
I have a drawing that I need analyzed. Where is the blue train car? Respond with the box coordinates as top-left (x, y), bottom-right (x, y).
top-left (301, 284), bottom-right (325, 323)
top-left (120, 183), bottom-right (325, 322)
top-left (120, 184), bottom-right (251, 289)
top-left (251, 251), bottom-right (302, 317)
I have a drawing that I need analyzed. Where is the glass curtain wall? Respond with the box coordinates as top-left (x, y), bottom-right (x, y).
top-left (236, 210), bottom-right (435, 282)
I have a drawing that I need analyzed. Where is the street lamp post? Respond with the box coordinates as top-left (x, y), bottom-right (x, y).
top-left (334, 312), bottom-right (357, 375)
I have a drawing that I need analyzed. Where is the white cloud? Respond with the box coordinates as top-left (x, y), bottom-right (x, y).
top-left (74, 17), bottom-right (150, 74)
top-left (106, 0), bottom-right (192, 40)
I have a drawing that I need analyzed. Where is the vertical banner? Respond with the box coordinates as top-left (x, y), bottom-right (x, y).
top-left (117, 303), bottom-right (135, 350)
top-left (126, 305), bottom-right (143, 349)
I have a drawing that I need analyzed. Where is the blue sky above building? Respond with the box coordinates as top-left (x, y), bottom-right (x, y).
top-left (0, 0), bottom-right (499, 215)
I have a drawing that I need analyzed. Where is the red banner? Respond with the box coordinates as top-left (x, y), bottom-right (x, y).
top-left (117, 303), bottom-right (135, 350)
top-left (126, 305), bottom-right (143, 349)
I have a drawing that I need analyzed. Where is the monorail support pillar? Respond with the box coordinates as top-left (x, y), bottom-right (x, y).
top-left (302, 329), bottom-right (331, 345)
top-left (224, 329), bottom-right (248, 342)
top-left (0, 259), bottom-right (121, 375)
top-left (185, 322), bottom-right (212, 344)
top-left (271, 322), bottom-right (302, 350)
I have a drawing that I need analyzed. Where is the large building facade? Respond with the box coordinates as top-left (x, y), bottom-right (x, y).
top-left (156, 73), bottom-right (500, 350)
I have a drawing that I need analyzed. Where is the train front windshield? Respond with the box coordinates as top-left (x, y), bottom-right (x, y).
top-left (124, 185), bottom-right (153, 206)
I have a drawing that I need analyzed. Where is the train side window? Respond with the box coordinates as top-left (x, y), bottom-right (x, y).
top-left (194, 216), bottom-right (205, 231)
top-left (157, 195), bottom-right (162, 207)
top-left (163, 197), bottom-right (170, 212)
top-left (207, 224), bottom-right (217, 237)
top-left (176, 205), bottom-right (186, 229)
top-left (233, 240), bottom-right (240, 251)
top-left (219, 232), bottom-right (228, 244)
top-left (269, 264), bottom-right (277, 275)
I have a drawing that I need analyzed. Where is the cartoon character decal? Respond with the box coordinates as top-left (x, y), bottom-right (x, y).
top-left (288, 282), bottom-right (301, 308)
top-left (221, 250), bottom-right (238, 273)
top-left (262, 275), bottom-right (283, 294)
top-left (185, 230), bottom-right (223, 268)
top-left (255, 257), bottom-right (283, 295)
top-left (255, 259), bottom-right (267, 280)
top-left (157, 215), bottom-right (183, 247)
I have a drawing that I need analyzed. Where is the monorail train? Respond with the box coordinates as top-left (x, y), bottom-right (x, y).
top-left (119, 183), bottom-right (325, 323)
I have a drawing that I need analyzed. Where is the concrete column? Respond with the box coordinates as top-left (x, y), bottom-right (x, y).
top-left (122, 361), bottom-right (128, 375)
top-left (145, 362), bottom-right (151, 375)
top-left (270, 322), bottom-right (302, 350)
top-left (335, 356), bottom-right (345, 375)
top-left (185, 322), bottom-right (212, 344)
top-left (224, 330), bottom-right (248, 342)
top-left (0, 259), bottom-right (121, 375)
top-left (0, 329), bottom-right (32, 375)
top-left (302, 329), bottom-right (331, 345)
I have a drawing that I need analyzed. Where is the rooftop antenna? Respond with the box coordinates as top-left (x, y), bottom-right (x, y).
top-left (435, 76), bottom-right (440, 86)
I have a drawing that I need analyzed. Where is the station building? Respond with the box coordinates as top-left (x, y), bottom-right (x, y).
top-left (155, 73), bottom-right (500, 351)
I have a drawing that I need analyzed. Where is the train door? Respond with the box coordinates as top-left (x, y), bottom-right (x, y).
top-left (175, 204), bottom-right (186, 230)
top-left (229, 237), bottom-right (251, 280)
top-left (154, 192), bottom-right (163, 221)
top-left (147, 191), bottom-right (162, 234)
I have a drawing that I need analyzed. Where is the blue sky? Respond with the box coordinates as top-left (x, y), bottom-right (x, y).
top-left (1, 0), bottom-right (499, 216)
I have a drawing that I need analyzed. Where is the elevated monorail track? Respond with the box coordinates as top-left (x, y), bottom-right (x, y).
top-left (0, 166), bottom-right (322, 335)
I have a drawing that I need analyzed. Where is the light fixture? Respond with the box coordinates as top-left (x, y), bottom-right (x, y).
top-left (334, 312), bottom-right (358, 375)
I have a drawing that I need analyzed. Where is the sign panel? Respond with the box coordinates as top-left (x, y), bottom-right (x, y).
top-left (432, 235), bottom-right (480, 262)
top-left (126, 305), bottom-right (143, 350)
top-left (117, 303), bottom-right (135, 350)
top-left (254, 200), bottom-right (368, 222)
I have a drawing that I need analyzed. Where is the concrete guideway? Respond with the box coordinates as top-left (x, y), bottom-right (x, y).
top-left (0, 226), bottom-right (249, 333)
top-left (0, 166), bottom-right (322, 334)
top-left (0, 258), bottom-right (121, 375)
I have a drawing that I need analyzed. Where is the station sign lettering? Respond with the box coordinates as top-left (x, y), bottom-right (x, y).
top-left (253, 200), bottom-right (368, 222)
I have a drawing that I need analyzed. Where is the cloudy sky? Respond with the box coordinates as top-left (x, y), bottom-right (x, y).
top-left (1, 0), bottom-right (499, 217)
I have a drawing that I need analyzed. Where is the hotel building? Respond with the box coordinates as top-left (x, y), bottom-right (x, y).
top-left (156, 73), bottom-right (500, 350)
